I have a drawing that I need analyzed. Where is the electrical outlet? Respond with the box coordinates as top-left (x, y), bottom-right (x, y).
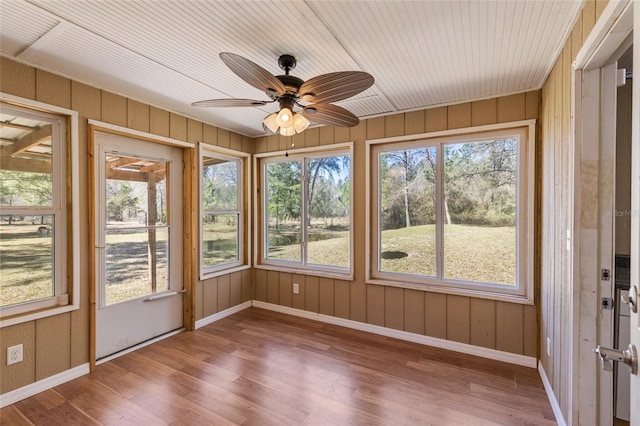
top-left (293, 283), bottom-right (300, 294)
top-left (546, 337), bottom-right (551, 358)
top-left (7, 344), bottom-right (23, 365)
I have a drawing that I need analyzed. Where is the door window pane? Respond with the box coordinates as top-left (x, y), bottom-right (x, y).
top-left (104, 155), bottom-right (169, 305)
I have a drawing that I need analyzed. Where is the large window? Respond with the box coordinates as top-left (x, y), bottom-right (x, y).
top-left (369, 123), bottom-right (534, 302)
top-left (0, 99), bottom-right (79, 321)
top-left (199, 144), bottom-right (249, 278)
top-left (259, 145), bottom-right (352, 276)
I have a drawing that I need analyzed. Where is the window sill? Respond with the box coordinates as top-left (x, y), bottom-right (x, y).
top-left (1, 303), bottom-right (80, 328)
top-left (365, 278), bottom-right (534, 305)
top-left (256, 264), bottom-right (354, 281)
top-left (200, 264), bottom-right (251, 281)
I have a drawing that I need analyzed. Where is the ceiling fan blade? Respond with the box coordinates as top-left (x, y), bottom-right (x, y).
top-left (220, 52), bottom-right (286, 96)
top-left (191, 98), bottom-right (269, 107)
top-left (302, 103), bottom-right (360, 127)
top-left (299, 71), bottom-right (374, 104)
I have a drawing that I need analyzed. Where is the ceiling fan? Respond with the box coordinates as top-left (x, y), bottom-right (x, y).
top-left (191, 52), bottom-right (374, 136)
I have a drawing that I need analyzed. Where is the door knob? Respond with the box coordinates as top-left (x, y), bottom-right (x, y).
top-left (594, 344), bottom-right (638, 374)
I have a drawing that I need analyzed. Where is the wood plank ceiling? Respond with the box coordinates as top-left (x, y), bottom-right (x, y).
top-left (0, 1), bottom-right (583, 137)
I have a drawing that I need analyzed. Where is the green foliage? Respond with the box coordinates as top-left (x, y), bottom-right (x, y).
top-left (202, 160), bottom-right (238, 210)
top-left (106, 180), bottom-right (139, 222)
top-left (0, 170), bottom-right (52, 206)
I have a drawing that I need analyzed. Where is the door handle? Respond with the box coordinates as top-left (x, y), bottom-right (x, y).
top-left (143, 289), bottom-right (185, 301)
top-left (622, 285), bottom-right (638, 313)
top-left (594, 344), bottom-right (638, 374)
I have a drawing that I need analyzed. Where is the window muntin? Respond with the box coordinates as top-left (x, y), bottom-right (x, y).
top-left (0, 103), bottom-right (67, 315)
top-left (370, 125), bottom-right (532, 301)
top-left (200, 145), bottom-right (248, 278)
top-left (261, 148), bottom-right (352, 275)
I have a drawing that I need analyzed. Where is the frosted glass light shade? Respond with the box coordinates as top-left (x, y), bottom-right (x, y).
top-left (263, 113), bottom-right (279, 133)
top-left (276, 107), bottom-right (293, 128)
top-left (279, 126), bottom-right (295, 136)
top-left (292, 113), bottom-right (310, 133)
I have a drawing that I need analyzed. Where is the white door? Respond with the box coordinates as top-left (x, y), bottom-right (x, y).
top-left (95, 132), bottom-right (183, 359)
top-left (630, 9), bottom-right (639, 423)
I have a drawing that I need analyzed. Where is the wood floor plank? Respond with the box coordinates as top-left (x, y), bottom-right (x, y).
top-left (2, 307), bottom-right (555, 425)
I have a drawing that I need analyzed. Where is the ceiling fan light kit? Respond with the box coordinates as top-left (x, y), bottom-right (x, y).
top-left (192, 52), bottom-right (374, 136)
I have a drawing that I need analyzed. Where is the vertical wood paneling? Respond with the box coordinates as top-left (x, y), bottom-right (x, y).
top-left (425, 106), bottom-right (448, 132)
top-left (305, 127), bottom-right (319, 147)
top-left (254, 136), bottom-right (267, 154)
top-left (318, 277), bottom-right (334, 316)
top-left (230, 133), bottom-right (242, 151)
top-left (366, 116), bottom-right (385, 139)
top-left (278, 272), bottom-right (292, 307)
top-left (241, 269), bottom-right (252, 302)
top-left (366, 285), bottom-right (385, 326)
top-left (497, 93), bottom-right (525, 123)
top-left (195, 280), bottom-right (204, 320)
top-left (35, 315), bottom-right (71, 380)
top-left (350, 119), bottom-right (367, 322)
top-left (203, 124), bottom-right (218, 145)
top-left (127, 100), bottom-right (150, 132)
top-left (267, 270), bottom-right (279, 304)
top-left (255, 269), bottom-right (267, 302)
top-left (187, 119), bottom-right (203, 144)
top-left (447, 103), bottom-right (471, 129)
top-left (334, 126), bottom-right (350, 143)
top-left (582, 1), bottom-right (596, 44)
top-left (217, 274), bottom-right (231, 311)
top-left (305, 275), bottom-right (320, 313)
top-left (0, 57), bottom-right (35, 99)
top-left (101, 92), bottom-right (127, 126)
top-left (469, 299), bottom-right (496, 349)
top-left (229, 272), bottom-right (242, 307)
top-left (266, 134), bottom-right (279, 151)
top-left (319, 126), bottom-right (335, 146)
top-left (169, 114), bottom-right (187, 141)
top-left (334, 280), bottom-right (350, 319)
top-left (384, 287), bottom-right (404, 330)
top-left (291, 132), bottom-right (305, 150)
top-left (0, 322), bottom-right (36, 394)
top-left (292, 274), bottom-right (306, 310)
top-left (446, 295), bottom-right (470, 343)
top-left (203, 278), bottom-right (218, 317)
top-left (425, 293), bottom-right (447, 339)
top-left (150, 107), bottom-right (170, 137)
top-left (36, 70), bottom-right (70, 108)
top-left (525, 91), bottom-right (539, 120)
top-left (403, 289), bottom-right (425, 335)
top-left (218, 129), bottom-right (230, 148)
top-left (384, 113), bottom-right (404, 137)
top-left (404, 110), bottom-right (425, 135)
top-left (471, 98), bottom-right (497, 126)
top-left (496, 302), bottom-right (523, 354)
top-left (523, 305), bottom-right (537, 357)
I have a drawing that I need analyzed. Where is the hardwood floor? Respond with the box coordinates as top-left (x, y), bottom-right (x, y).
top-left (2, 307), bottom-right (556, 425)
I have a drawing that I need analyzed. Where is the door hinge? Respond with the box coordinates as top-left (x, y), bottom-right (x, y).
top-left (601, 297), bottom-right (614, 310)
top-left (601, 268), bottom-right (611, 281)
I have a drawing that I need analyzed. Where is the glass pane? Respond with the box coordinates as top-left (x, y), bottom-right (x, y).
top-left (0, 215), bottom-right (54, 306)
top-left (306, 155), bottom-right (350, 268)
top-left (378, 148), bottom-right (437, 277)
top-left (104, 227), bottom-right (169, 305)
top-left (106, 156), bottom-right (167, 227)
top-left (0, 114), bottom-right (53, 207)
top-left (202, 214), bottom-right (239, 267)
top-left (202, 157), bottom-right (238, 210)
top-left (265, 161), bottom-right (301, 262)
top-left (443, 138), bottom-right (517, 285)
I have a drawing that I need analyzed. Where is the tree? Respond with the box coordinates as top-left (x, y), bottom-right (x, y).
top-left (106, 180), bottom-right (139, 222)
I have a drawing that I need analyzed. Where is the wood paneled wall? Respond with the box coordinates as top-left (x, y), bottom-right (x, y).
top-left (538, 1), bottom-right (608, 422)
top-left (254, 91), bottom-right (540, 358)
top-left (0, 57), bottom-right (252, 394)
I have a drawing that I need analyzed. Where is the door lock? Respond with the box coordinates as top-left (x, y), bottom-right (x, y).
top-left (622, 285), bottom-right (638, 313)
top-left (594, 344), bottom-right (638, 374)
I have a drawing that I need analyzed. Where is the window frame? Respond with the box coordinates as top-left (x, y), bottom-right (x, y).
top-left (0, 93), bottom-right (80, 326)
top-left (199, 143), bottom-right (251, 279)
top-left (366, 120), bottom-right (535, 304)
top-left (254, 143), bottom-right (354, 279)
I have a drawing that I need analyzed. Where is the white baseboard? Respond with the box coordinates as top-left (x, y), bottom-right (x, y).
top-left (251, 300), bottom-right (537, 368)
top-left (538, 363), bottom-right (565, 426)
top-left (0, 363), bottom-right (90, 408)
top-left (195, 300), bottom-right (252, 329)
